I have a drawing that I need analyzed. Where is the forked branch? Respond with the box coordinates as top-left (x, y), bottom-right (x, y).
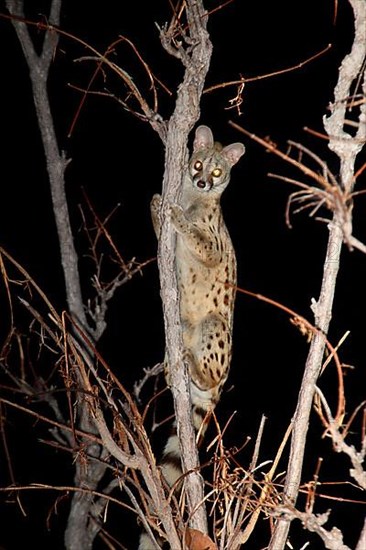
top-left (268, 0), bottom-right (366, 547)
top-left (153, 0), bottom-right (213, 537)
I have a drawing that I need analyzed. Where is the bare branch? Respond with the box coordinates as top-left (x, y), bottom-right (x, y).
top-left (204, 44), bottom-right (332, 95)
top-left (154, 0), bottom-right (213, 537)
top-left (6, 0), bottom-right (86, 329)
top-left (4, 4), bottom-right (113, 547)
top-left (269, 1), bottom-right (366, 547)
top-left (275, 507), bottom-right (351, 550)
top-left (315, 387), bottom-right (366, 490)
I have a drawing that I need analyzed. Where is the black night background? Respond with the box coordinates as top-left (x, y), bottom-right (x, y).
top-left (0, 1), bottom-right (365, 549)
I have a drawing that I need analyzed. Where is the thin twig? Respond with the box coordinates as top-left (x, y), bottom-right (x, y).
top-left (268, 1), bottom-right (366, 547)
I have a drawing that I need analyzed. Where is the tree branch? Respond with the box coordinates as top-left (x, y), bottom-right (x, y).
top-left (276, 507), bottom-right (351, 550)
top-left (315, 386), bottom-right (366, 490)
top-left (5, 3), bottom-right (111, 548)
top-left (156, 0), bottom-right (213, 536)
top-left (269, 1), bottom-right (366, 548)
top-left (6, 0), bottom-right (87, 329)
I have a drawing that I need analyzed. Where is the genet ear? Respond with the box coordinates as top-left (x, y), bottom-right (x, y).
top-left (193, 125), bottom-right (214, 151)
top-left (221, 143), bottom-right (245, 167)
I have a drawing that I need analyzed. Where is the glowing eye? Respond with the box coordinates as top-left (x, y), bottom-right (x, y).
top-left (212, 168), bottom-right (222, 178)
top-left (194, 160), bottom-right (203, 171)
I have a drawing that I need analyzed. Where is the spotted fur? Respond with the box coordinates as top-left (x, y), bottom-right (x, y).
top-left (139, 126), bottom-right (244, 549)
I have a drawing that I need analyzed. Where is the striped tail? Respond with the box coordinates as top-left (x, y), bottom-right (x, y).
top-left (160, 399), bottom-right (212, 490)
top-left (138, 385), bottom-right (216, 549)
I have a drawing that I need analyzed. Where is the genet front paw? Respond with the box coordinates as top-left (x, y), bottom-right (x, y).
top-left (169, 203), bottom-right (186, 232)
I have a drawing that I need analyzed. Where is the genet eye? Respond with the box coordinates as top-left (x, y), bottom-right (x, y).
top-left (212, 168), bottom-right (222, 178)
top-left (194, 160), bottom-right (203, 171)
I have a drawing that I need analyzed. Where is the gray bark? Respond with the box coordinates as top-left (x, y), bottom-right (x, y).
top-left (269, 0), bottom-right (366, 548)
top-left (6, 2), bottom-right (107, 547)
top-left (156, 0), bottom-right (213, 534)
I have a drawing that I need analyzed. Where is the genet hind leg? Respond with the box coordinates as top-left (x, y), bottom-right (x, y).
top-left (184, 313), bottom-right (231, 397)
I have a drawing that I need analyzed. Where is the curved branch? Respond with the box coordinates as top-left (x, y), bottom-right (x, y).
top-left (6, 0), bottom-right (87, 330)
top-left (156, 0), bottom-right (212, 536)
top-left (269, 1), bottom-right (366, 548)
